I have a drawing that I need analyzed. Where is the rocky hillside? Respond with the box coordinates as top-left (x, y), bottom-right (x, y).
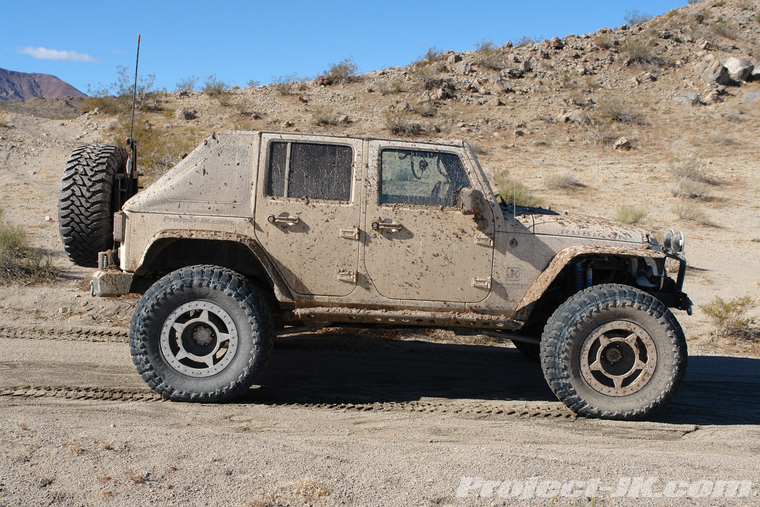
top-left (0, 68), bottom-right (86, 101)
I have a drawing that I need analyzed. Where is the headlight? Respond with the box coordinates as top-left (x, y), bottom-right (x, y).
top-left (662, 229), bottom-right (685, 254)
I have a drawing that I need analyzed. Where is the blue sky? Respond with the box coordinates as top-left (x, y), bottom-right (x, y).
top-left (2, 0), bottom-right (688, 95)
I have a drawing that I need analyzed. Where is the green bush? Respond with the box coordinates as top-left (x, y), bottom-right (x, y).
top-left (324, 57), bottom-right (358, 84)
top-left (0, 209), bottom-right (56, 284)
top-left (701, 295), bottom-right (757, 338)
top-left (494, 174), bottom-right (543, 208)
top-left (615, 205), bottom-right (649, 225)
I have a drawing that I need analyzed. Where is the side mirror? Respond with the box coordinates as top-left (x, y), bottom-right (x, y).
top-left (458, 188), bottom-right (485, 215)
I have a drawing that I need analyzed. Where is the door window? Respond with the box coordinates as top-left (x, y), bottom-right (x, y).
top-left (379, 149), bottom-right (470, 207)
top-left (266, 141), bottom-right (353, 201)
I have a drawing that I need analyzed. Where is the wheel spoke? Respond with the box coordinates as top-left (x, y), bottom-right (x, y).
top-left (612, 375), bottom-right (624, 390)
top-left (589, 359), bottom-right (604, 372)
top-left (172, 322), bottom-right (187, 336)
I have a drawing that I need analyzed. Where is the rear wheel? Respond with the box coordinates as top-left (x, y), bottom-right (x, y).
top-left (58, 144), bottom-right (128, 267)
top-left (130, 265), bottom-right (273, 402)
top-left (540, 284), bottom-right (687, 420)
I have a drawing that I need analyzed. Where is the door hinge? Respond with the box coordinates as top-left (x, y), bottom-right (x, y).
top-left (475, 233), bottom-right (493, 247)
top-left (471, 277), bottom-right (492, 290)
top-left (337, 270), bottom-right (357, 283)
top-left (340, 227), bottom-right (359, 240)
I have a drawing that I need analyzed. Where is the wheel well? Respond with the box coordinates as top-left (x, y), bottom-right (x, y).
top-left (524, 255), bottom-right (661, 329)
top-left (134, 239), bottom-right (278, 306)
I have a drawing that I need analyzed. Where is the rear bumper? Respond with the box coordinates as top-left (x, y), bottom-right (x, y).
top-left (91, 269), bottom-right (133, 297)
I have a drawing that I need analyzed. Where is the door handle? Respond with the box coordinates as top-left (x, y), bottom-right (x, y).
top-left (371, 221), bottom-right (403, 232)
top-left (267, 214), bottom-right (300, 226)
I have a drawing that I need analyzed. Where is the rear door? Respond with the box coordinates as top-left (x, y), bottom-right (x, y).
top-left (364, 141), bottom-right (494, 303)
top-left (254, 134), bottom-right (363, 297)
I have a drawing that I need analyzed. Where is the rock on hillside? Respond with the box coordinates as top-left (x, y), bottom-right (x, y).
top-left (0, 68), bottom-right (86, 101)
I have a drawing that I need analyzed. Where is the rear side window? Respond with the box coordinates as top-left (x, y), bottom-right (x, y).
top-left (266, 141), bottom-right (353, 201)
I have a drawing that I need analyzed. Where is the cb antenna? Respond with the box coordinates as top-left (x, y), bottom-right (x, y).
top-left (129, 34), bottom-right (141, 144)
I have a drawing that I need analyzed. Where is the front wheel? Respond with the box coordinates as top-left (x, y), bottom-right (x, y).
top-left (130, 265), bottom-right (273, 402)
top-left (540, 284), bottom-right (687, 420)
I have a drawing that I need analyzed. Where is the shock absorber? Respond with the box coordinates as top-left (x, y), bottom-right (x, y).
top-left (573, 263), bottom-right (585, 292)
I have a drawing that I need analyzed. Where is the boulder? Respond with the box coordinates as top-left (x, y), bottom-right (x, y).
top-left (455, 61), bottom-right (472, 75)
top-left (549, 36), bottom-right (564, 50)
top-left (174, 108), bottom-right (198, 120)
top-left (673, 91), bottom-right (702, 106)
top-left (724, 57), bottom-right (754, 82)
top-left (698, 59), bottom-right (732, 86)
top-left (447, 53), bottom-right (463, 64)
top-left (613, 138), bottom-right (631, 151)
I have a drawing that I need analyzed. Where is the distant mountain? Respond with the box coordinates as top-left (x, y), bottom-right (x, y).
top-left (0, 68), bottom-right (86, 101)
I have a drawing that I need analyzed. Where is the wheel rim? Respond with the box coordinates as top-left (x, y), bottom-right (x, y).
top-left (580, 321), bottom-right (657, 397)
top-left (160, 301), bottom-right (239, 377)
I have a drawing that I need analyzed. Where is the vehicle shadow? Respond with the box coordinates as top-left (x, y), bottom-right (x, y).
top-left (244, 332), bottom-right (760, 426)
top-left (246, 332), bottom-right (554, 405)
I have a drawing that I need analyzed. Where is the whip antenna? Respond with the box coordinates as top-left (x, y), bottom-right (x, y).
top-left (129, 34), bottom-right (141, 143)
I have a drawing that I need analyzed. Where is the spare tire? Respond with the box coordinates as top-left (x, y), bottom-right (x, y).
top-left (58, 144), bottom-right (128, 267)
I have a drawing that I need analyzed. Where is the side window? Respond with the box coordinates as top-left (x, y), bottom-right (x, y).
top-left (380, 149), bottom-right (470, 207)
top-left (266, 142), bottom-right (353, 201)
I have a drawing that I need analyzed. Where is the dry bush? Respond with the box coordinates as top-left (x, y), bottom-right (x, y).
top-left (0, 113), bottom-right (10, 128)
top-left (592, 33), bottom-right (616, 50)
top-left (324, 57), bottom-right (358, 84)
top-left (271, 74), bottom-right (304, 95)
top-left (668, 159), bottom-right (718, 185)
top-left (377, 76), bottom-right (405, 95)
top-left (710, 133), bottom-right (739, 146)
top-left (512, 35), bottom-right (543, 47)
top-left (468, 140), bottom-right (488, 155)
top-left (624, 9), bottom-right (653, 25)
top-left (383, 110), bottom-right (421, 136)
top-left (620, 38), bottom-right (666, 66)
top-left (474, 38), bottom-right (506, 70)
top-left (414, 101), bottom-right (437, 118)
top-left (594, 97), bottom-right (645, 125)
top-left (174, 75), bottom-right (198, 93)
top-left (701, 295), bottom-right (757, 338)
top-left (545, 171), bottom-right (585, 190)
top-left (668, 178), bottom-right (712, 200)
top-left (311, 105), bottom-right (337, 126)
top-left (671, 201), bottom-right (713, 226)
top-left (494, 174), bottom-right (543, 208)
top-left (711, 20), bottom-right (739, 40)
top-left (0, 209), bottom-right (56, 284)
top-left (82, 65), bottom-right (159, 114)
top-left (615, 205), bottom-right (649, 225)
top-left (583, 117), bottom-right (617, 146)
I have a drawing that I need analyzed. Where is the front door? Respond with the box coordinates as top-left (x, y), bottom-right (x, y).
top-left (364, 141), bottom-right (494, 303)
top-left (254, 134), bottom-right (363, 297)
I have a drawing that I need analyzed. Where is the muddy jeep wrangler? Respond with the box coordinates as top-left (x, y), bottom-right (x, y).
top-left (59, 131), bottom-right (691, 420)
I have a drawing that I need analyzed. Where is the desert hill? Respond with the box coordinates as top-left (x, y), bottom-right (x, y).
top-left (0, 68), bottom-right (86, 101)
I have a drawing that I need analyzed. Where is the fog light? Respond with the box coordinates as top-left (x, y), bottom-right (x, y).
top-left (662, 229), bottom-right (674, 251)
top-left (672, 231), bottom-right (685, 253)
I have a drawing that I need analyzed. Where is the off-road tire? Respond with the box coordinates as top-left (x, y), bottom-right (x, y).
top-left (58, 144), bottom-right (128, 267)
top-left (130, 265), bottom-right (273, 402)
top-left (540, 284), bottom-right (687, 420)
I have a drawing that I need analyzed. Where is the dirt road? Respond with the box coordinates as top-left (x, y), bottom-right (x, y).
top-left (1, 327), bottom-right (758, 506)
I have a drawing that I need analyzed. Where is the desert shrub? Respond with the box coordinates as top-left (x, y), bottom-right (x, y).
top-left (624, 9), bottom-right (653, 26)
top-left (82, 65), bottom-right (159, 114)
top-left (247, 79), bottom-right (260, 88)
top-left (619, 38), bottom-right (665, 66)
top-left (701, 295), bottom-right (757, 338)
top-left (324, 57), bottom-right (358, 84)
top-left (0, 209), bottom-right (56, 284)
top-left (271, 74), bottom-right (303, 95)
top-left (0, 113), bottom-right (10, 128)
top-left (175, 75), bottom-right (198, 93)
top-left (671, 201), bottom-right (713, 225)
top-left (474, 38), bottom-right (506, 70)
top-left (668, 159), bottom-right (718, 185)
top-left (545, 171), bottom-right (585, 190)
top-left (592, 33), bottom-right (616, 50)
top-left (594, 97), bottom-right (645, 125)
top-left (710, 20), bottom-right (738, 40)
top-left (312, 106), bottom-right (337, 126)
top-left (377, 76), bottom-right (405, 95)
top-left (687, 0), bottom-right (702, 4)
top-left (615, 205), bottom-right (649, 225)
top-left (583, 117), bottom-right (617, 146)
top-left (202, 74), bottom-right (231, 96)
top-left (668, 179), bottom-right (711, 200)
top-left (410, 64), bottom-right (448, 91)
top-left (383, 110), bottom-right (421, 136)
top-left (494, 175), bottom-right (543, 207)
top-left (512, 35), bottom-right (543, 48)
top-left (110, 116), bottom-right (199, 182)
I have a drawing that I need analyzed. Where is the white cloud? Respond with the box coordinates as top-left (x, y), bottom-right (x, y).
top-left (16, 46), bottom-right (99, 63)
